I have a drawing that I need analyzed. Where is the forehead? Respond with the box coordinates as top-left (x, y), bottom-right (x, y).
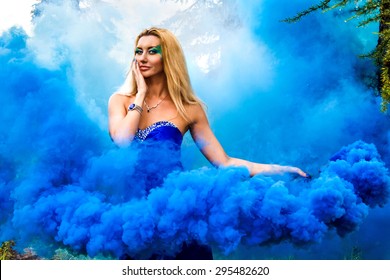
top-left (137, 35), bottom-right (161, 47)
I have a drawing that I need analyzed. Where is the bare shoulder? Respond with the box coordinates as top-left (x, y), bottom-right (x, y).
top-left (109, 92), bottom-right (131, 104)
top-left (186, 102), bottom-right (208, 126)
top-left (109, 92), bottom-right (134, 109)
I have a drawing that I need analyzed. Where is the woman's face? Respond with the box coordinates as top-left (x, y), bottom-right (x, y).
top-left (135, 35), bottom-right (163, 78)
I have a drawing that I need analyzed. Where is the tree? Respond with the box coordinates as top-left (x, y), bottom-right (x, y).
top-left (283, 0), bottom-right (390, 112)
top-left (0, 240), bottom-right (17, 260)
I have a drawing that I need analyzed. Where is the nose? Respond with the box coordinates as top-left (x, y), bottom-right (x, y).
top-left (138, 52), bottom-right (147, 63)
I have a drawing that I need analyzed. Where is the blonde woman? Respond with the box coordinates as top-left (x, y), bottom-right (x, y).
top-left (108, 27), bottom-right (308, 178)
top-left (108, 27), bottom-right (309, 260)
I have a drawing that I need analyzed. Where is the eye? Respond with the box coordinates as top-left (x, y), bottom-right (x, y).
top-left (135, 48), bottom-right (143, 55)
top-left (148, 48), bottom-right (158, 54)
top-left (149, 45), bottom-right (162, 56)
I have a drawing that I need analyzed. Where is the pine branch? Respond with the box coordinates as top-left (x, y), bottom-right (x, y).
top-left (324, 0), bottom-right (349, 12)
top-left (281, 0), bottom-right (331, 23)
top-left (357, 14), bottom-right (381, 27)
top-left (282, 0), bottom-right (388, 111)
top-left (352, 0), bottom-right (381, 27)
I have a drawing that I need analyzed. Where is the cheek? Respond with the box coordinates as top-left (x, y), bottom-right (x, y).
top-left (152, 57), bottom-right (163, 69)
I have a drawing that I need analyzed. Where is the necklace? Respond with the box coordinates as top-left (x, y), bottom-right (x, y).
top-left (143, 95), bottom-right (168, 113)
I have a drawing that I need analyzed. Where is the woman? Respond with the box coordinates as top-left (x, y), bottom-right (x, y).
top-left (108, 27), bottom-right (308, 259)
top-left (108, 27), bottom-right (308, 178)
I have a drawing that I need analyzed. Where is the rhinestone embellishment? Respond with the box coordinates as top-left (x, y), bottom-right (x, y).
top-left (135, 121), bottom-right (177, 142)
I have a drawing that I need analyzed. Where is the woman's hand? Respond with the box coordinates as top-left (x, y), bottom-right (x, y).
top-left (231, 160), bottom-right (310, 178)
top-left (132, 59), bottom-right (147, 96)
top-left (281, 166), bottom-right (311, 179)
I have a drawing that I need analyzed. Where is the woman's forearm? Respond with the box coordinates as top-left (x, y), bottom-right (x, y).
top-left (110, 94), bottom-right (145, 147)
top-left (110, 112), bottom-right (141, 146)
top-left (224, 157), bottom-right (308, 177)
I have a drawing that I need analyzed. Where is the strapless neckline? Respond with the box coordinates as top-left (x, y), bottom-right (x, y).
top-left (135, 121), bottom-right (183, 143)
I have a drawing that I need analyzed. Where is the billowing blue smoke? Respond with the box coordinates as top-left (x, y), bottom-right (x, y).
top-left (1, 0), bottom-right (390, 259)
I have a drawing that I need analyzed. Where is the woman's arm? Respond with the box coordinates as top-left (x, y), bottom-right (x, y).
top-left (189, 104), bottom-right (309, 177)
top-left (108, 93), bottom-right (144, 146)
top-left (108, 60), bottom-right (147, 146)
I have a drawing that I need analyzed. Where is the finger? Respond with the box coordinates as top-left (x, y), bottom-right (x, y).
top-left (132, 61), bottom-right (142, 82)
top-left (300, 170), bottom-right (312, 179)
top-left (134, 60), bottom-right (142, 77)
top-left (293, 167), bottom-right (310, 178)
top-left (291, 170), bottom-right (312, 182)
top-left (131, 59), bottom-right (137, 74)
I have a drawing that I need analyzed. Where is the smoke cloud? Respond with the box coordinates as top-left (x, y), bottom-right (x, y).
top-left (1, 0), bottom-right (390, 259)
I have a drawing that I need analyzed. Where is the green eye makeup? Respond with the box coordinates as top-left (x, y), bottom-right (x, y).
top-left (135, 45), bottom-right (162, 56)
top-left (150, 45), bottom-right (162, 56)
top-left (134, 45), bottom-right (162, 57)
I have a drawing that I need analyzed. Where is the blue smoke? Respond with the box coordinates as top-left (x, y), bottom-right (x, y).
top-left (1, 0), bottom-right (390, 259)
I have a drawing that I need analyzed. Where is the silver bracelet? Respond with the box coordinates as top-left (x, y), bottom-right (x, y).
top-left (128, 103), bottom-right (143, 115)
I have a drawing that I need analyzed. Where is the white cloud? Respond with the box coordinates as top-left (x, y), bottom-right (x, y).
top-left (0, 0), bottom-right (39, 35)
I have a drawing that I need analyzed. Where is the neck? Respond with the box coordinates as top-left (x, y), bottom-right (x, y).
top-left (145, 73), bottom-right (168, 99)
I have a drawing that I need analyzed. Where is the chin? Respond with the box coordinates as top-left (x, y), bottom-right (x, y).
top-left (141, 71), bottom-right (154, 78)
top-left (141, 73), bottom-right (151, 78)
top-left (142, 72), bottom-right (162, 79)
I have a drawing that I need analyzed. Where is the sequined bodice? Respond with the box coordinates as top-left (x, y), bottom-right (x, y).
top-left (135, 121), bottom-right (183, 146)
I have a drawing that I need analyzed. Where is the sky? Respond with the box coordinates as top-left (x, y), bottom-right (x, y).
top-left (0, 0), bottom-right (39, 35)
top-left (1, 0), bottom-right (390, 260)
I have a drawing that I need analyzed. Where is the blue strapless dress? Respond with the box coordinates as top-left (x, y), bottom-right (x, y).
top-left (133, 121), bottom-right (183, 193)
top-left (131, 121), bottom-right (213, 260)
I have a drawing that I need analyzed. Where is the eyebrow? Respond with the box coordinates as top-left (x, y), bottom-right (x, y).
top-left (136, 45), bottom-right (160, 50)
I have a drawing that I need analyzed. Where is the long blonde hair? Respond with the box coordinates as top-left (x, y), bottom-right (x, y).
top-left (118, 27), bottom-right (202, 121)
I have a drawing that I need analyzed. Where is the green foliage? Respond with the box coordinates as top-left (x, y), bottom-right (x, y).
top-left (380, 52), bottom-right (390, 111)
top-left (0, 240), bottom-right (18, 260)
top-left (281, 0), bottom-right (332, 23)
top-left (283, 0), bottom-right (380, 26)
top-left (283, 0), bottom-right (390, 112)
